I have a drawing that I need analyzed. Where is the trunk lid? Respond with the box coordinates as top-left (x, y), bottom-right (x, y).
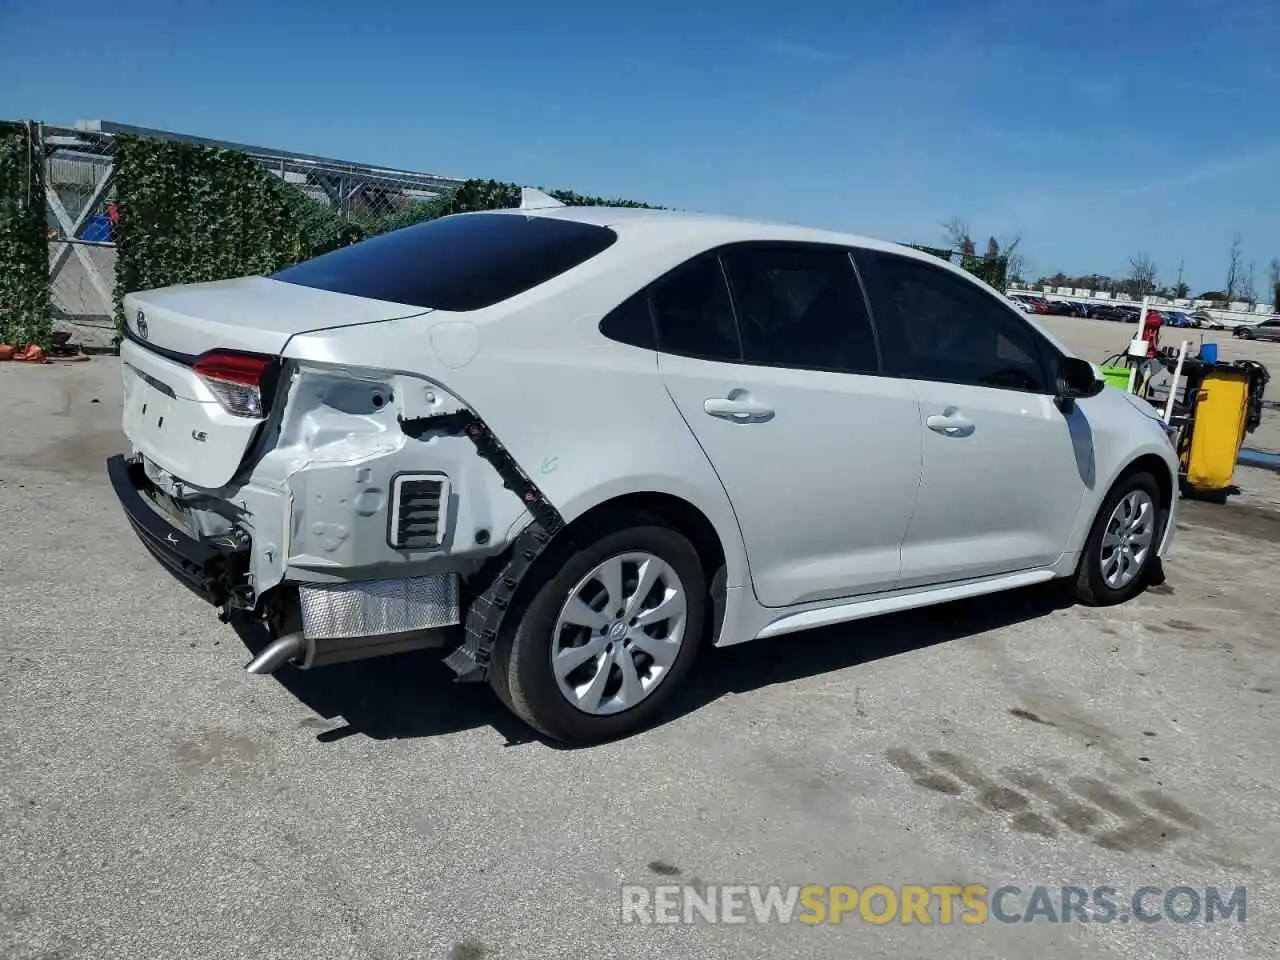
top-left (123, 276), bottom-right (430, 357)
top-left (120, 278), bottom-right (430, 490)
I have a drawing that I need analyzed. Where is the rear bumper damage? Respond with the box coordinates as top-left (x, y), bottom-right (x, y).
top-left (108, 367), bottom-right (566, 680)
top-left (107, 454), bottom-right (249, 606)
top-left (110, 450), bottom-right (468, 670)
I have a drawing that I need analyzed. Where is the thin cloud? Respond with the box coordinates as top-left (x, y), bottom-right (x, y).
top-left (1093, 143), bottom-right (1280, 202)
top-left (759, 39), bottom-right (838, 62)
top-left (984, 141), bottom-right (1280, 226)
top-left (977, 123), bottom-right (1162, 159)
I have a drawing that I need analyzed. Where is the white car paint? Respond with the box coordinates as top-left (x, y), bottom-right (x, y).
top-left (119, 340), bottom-right (264, 489)
top-left (124, 275), bottom-right (432, 357)
top-left (113, 204), bottom-right (1180, 669)
top-left (659, 351), bottom-right (923, 606)
top-left (898, 382), bottom-right (1089, 587)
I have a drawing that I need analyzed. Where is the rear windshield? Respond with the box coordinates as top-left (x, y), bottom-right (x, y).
top-left (270, 212), bottom-right (618, 311)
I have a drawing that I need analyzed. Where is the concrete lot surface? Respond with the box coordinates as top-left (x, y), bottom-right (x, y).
top-left (2, 354), bottom-right (1278, 960)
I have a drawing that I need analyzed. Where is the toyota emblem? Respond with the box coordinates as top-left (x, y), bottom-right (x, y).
top-left (135, 309), bottom-right (148, 339)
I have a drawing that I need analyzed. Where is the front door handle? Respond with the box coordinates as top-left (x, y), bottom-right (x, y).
top-left (926, 413), bottom-right (975, 437)
top-left (704, 393), bottom-right (774, 423)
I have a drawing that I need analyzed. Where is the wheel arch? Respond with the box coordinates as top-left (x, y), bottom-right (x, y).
top-left (552, 475), bottom-right (749, 591)
top-left (1085, 449), bottom-right (1178, 562)
top-left (496, 486), bottom-right (747, 651)
top-left (1113, 452), bottom-right (1176, 514)
top-left (561, 490), bottom-right (730, 591)
top-left (1062, 442), bottom-right (1178, 566)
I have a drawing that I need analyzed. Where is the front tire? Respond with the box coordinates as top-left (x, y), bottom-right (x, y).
top-left (488, 521), bottom-right (707, 745)
top-left (1071, 472), bottom-right (1164, 606)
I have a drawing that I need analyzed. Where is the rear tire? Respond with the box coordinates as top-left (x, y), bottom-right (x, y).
top-left (488, 521), bottom-right (706, 745)
top-left (1071, 472), bottom-right (1165, 606)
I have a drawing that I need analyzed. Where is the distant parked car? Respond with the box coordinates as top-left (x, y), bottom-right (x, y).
top-left (1045, 300), bottom-right (1083, 317)
top-left (1163, 311), bottom-right (1197, 328)
top-left (1092, 305), bottom-right (1133, 323)
top-left (1018, 296), bottom-right (1053, 315)
top-left (1190, 310), bottom-right (1224, 330)
top-left (1233, 318), bottom-right (1280, 341)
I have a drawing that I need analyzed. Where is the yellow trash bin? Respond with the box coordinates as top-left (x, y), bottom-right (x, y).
top-left (1184, 368), bottom-right (1252, 493)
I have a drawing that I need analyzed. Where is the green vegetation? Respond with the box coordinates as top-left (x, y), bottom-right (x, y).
top-left (0, 122), bottom-right (51, 347)
top-left (109, 139), bottom-right (661, 336)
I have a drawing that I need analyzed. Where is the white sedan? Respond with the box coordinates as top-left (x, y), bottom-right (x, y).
top-left (107, 193), bottom-right (1179, 744)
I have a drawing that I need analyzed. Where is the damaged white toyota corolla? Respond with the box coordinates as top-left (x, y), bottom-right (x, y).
top-left (107, 193), bottom-right (1178, 744)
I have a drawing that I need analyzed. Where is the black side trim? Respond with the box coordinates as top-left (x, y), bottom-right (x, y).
top-left (444, 522), bottom-right (557, 682)
top-left (106, 454), bottom-right (250, 607)
top-left (121, 323), bottom-right (199, 366)
top-left (399, 411), bottom-right (565, 681)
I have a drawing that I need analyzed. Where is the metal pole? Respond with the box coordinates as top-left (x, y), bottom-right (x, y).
top-left (1162, 339), bottom-right (1191, 424)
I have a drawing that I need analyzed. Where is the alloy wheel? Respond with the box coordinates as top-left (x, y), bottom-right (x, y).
top-left (1100, 489), bottom-right (1156, 590)
top-left (549, 552), bottom-right (688, 715)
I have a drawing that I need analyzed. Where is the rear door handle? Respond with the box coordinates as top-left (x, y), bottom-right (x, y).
top-left (926, 413), bottom-right (975, 437)
top-left (704, 394), bottom-right (774, 423)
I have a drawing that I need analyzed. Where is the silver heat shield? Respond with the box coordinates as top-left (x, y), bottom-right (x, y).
top-left (298, 575), bottom-right (460, 640)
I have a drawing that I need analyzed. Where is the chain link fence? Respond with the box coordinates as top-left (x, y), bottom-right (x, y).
top-left (44, 127), bottom-right (117, 346)
top-left (35, 121), bottom-right (466, 348)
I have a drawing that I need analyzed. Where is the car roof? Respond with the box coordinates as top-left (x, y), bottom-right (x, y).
top-left (483, 204), bottom-right (941, 264)
top-left (475, 205), bottom-right (1077, 360)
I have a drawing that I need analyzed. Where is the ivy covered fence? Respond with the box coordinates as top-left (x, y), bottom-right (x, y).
top-left (0, 122), bottom-right (52, 348)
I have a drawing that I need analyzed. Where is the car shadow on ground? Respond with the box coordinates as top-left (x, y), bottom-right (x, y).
top-left (232, 619), bottom-right (538, 745)
top-left (234, 582), bottom-right (1073, 748)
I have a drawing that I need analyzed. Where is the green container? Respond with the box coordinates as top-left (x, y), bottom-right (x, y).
top-left (1101, 365), bottom-right (1131, 391)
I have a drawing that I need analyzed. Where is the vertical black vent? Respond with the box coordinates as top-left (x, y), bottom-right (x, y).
top-left (390, 475), bottom-right (448, 549)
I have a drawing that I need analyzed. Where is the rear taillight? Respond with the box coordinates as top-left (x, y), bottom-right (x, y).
top-left (193, 351), bottom-right (274, 418)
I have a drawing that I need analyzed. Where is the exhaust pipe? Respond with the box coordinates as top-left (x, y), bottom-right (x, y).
top-left (245, 632), bottom-right (305, 675)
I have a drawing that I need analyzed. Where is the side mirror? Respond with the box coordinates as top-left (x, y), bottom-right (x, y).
top-left (1054, 356), bottom-right (1104, 412)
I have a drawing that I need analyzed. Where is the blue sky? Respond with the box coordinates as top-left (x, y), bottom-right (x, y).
top-left (2, 0), bottom-right (1276, 293)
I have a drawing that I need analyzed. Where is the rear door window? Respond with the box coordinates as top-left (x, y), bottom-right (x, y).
top-left (720, 243), bottom-right (880, 373)
top-left (270, 212), bottom-right (618, 311)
